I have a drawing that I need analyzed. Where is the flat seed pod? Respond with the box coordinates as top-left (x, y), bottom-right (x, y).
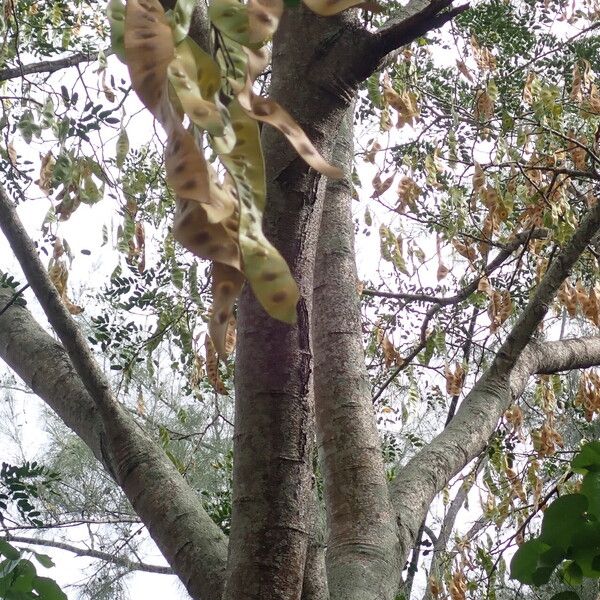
top-left (181, 38), bottom-right (237, 154)
top-left (239, 90), bottom-right (343, 179)
top-left (168, 42), bottom-right (225, 136)
top-left (209, 262), bottom-right (245, 356)
top-left (218, 39), bottom-right (342, 179)
top-left (165, 127), bottom-right (234, 224)
top-left (209, 0), bottom-right (279, 49)
top-left (247, 0), bottom-right (284, 45)
top-left (107, 0), bottom-right (126, 61)
top-left (124, 0), bottom-right (174, 116)
top-left (209, 0), bottom-right (252, 46)
top-left (168, 0), bottom-right (196, 43)
top-left (219, 100), bottom-right (300, 323)
top-left (173, 194), bottom-right (241, 271)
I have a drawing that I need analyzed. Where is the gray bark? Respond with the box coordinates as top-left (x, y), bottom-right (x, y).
top-left (5, 3), bottom-right (600, 600)
top-left (225, 9), bottom-right (362, 599)
top-left (312, 108), bottom-right (400, 600)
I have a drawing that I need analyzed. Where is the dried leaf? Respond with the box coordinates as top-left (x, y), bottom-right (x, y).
top-left (472, 162), bottom-right (485, 193)
top-left (371, 171), bottom-right (394, 198)
top-left (456, 59), bottom-right (474, 82)
top-left (437, 261), bottom-right (449, 281)
top-left (7, 139), bottom-right (17, 166)
top-left (208, 263), bottom-right (245, 357)
top-left (37, 151), bottom-right (54, 194)
top-left (205, 334), bottom-right (227, 394)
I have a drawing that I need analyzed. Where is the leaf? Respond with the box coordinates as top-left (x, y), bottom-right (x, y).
top-left (204, 334), bottom-right (227, 394)
top-left (563, 561), bottom-right (583, 586)
top-left (540, 494), bottom-right (588, 550)
top-left (573, 442), bottom-right (600, 474)
top-left (32, 553), bottom-right (54, 569)
top-left (550, 593), bottom-right (580, 600)
top-left (510, 539), bottom-right (552, 585)
top-left (437, 261), bottom-right (449, 281)
top-left (32, 576), bottom-right (68, 600)
top-left (0, 540), bottom-right (20, 560)
top-left (367, 73), bottom-right (381, 108)
top-left (582, 470), bottom-right (600, 519)
top-left (208, 263), bottom-right (244, 357)
top-left (371, 172), bottom-right (395, 197)
top-left (7, 139), bottom-right (17, 166)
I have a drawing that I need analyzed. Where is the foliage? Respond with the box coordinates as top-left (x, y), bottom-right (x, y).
top-left (3, 0), bottom-right (600, 597)
top-left (511, 443), bottom-right (600, 599)
top-left (0, 462), bottom-right (60, 528)
top-left (0, 538), bottom-right (66, 600)
top-left (0, 463), bottom-right (64, 600)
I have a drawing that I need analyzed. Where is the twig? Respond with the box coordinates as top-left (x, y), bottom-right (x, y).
top-left (0, 49), bottom-right (112, 82)
top-left (0, 283), bottom-right (29, 317)
top-left (5, 535), bottom-right (172, 574)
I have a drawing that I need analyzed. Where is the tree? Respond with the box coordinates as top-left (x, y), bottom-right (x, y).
top-left (1, 0), bottom-right (600, 599)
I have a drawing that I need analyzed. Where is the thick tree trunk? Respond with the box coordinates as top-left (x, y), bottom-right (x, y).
top-left (226, 10), bottom-right (354, 600)
top-left (312, 108), bottom-right (400, 600)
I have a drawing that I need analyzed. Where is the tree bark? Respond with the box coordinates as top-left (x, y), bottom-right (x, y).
top-left (226, 10), bottom-right (356, 599)
top-left (312, 108), bottom-right (400, 600)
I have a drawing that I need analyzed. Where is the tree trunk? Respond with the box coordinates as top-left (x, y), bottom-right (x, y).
top-left (312, 107), bottom-right (400, 600)
top-left (226, 9), bottom-right (355, 599)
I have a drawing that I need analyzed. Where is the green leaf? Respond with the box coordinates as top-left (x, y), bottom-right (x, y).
top-left (115, 128), bottom-right (129, 169)
top-left (540, 494), bottom-right (588, 550)
top-left (32, 553), bottom-right (54, 569)
top-left (573, 442), bottom-right (600, 474)
top-left (32, 576), bottom-right (68, 600)
top-left (10, 560), bottom-right (35, 593)
top-left (510, 538), bottom-right (551, 584)
top-left (367, 72), bottom-right (382, 108)
top-left (550, 593), bottom-right (580, 600)
top-left (0, 540), bottom-right (21, 560)
top-left (563, 561), bottom-right (583, 585)
top-left (582, 471), bottom-right (600, 519)
top-left (0, 558), bottom-right (21, 579)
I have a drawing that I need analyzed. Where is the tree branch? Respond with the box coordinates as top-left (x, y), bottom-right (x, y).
top-left (389, 198), bottom-right (600, 571)
top-left (495, 201), bottom-right (600, 374)
top-left (0, 49), bottom-right (111, 82)
top-left (510, 336), bottom-right (600, 401)
top-left (370, 0), bottom-right (469, 63)
top-left (363, 228), bottom-right (549, 305)
top-left (0, 188), bottom-right (228, 600)
top-left (313, 106), bottom-right (400, 600)
top-left (7, 535), bottom-right (173, 575)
